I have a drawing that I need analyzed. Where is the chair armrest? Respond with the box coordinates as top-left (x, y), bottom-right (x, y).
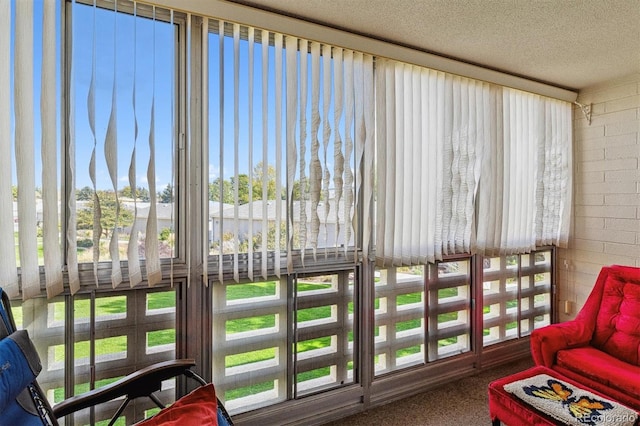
top-left (53, 359), bottom-right (199, 419)
top-left (530, 321), bottom-right (593, 367)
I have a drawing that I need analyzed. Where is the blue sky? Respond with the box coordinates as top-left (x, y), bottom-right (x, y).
top-left (14, 1), bottom-right (345, 193)
top-left (72, 2), bottom-right (175, 191)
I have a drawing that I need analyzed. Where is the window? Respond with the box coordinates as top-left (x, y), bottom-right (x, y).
top-left (374, 250), bottom-right (552, 377)
top-left (69, 1), bottom-right (180, 292)
top-left (483, 250), bottom-right (552, 346)
top-left (8, 1), bottom-right (567, 424)
top-left (206, 20), bottom-right (373, 281)
top-left (427, 260), bottom-right (471, 361)
top-left (212, 270), bottom-right (356, 414)
top-left (374, 258), bottom-right (473, 375)
top-left (294, 272), bottom-right (355, 396)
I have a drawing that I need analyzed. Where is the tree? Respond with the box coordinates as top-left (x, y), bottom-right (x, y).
top-left (76, 186), bottom-right (93, 201)
top-left (209, 163), bottom-right (283, 204)
top-left (291, 179), bottom-right (311, 201)
top-left (76, 190), bottom-right (134, 240)
top-left (252, 162), bottom-right (280, 200)
top-left (231, 174), bottom-right (250, 204)
top-left (209, 178), bottom-right (233, 203)
top-left (158, 184), bottom-right (174, 203)
top-left (120, 186), bottom-right (150, 202)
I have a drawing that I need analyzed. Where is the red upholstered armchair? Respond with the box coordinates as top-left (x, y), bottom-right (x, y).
top-left (530, 265), bottom-right (640, 411)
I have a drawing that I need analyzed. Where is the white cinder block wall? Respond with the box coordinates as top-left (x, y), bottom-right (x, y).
top-left (558, 73), bottom-right (640, 322)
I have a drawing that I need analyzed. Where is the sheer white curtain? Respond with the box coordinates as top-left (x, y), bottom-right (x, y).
top-left (375, 59), bottom-right (488, 266)
top-left (476, 88), bottom-right (572, 255)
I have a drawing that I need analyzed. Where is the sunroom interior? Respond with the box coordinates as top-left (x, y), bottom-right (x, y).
top-left (3, 0), bottom-right (640, 425)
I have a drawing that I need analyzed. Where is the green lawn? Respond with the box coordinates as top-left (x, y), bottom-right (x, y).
top-left (39, 279), bottom-right (536, 404)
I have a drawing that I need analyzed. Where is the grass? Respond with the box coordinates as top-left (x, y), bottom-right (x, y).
top-left (37, 277), bottom-right (546, 405)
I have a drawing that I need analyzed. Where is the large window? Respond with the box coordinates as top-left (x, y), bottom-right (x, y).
top-left (69, 1), bottom-right (180, 293)
top-left (206, 20), bottom-right (373, 281)
top-left (12, 288), bottom-right (177, 425)
top-left (212, 269), bottom-right (355, 413)
top-left (69, 2), bottom-right (178, 263)
top-left (374, 250), bottom-right (551, 378)
top-left (5, 1), bottom-right (568, 424)
top-left (482, 251), bottom-right (552, 346)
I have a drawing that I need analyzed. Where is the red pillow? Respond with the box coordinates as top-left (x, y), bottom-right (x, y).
top-left (136, 384), bottom-right (218, 426)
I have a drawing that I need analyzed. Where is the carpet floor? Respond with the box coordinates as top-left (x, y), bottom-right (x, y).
top-left (323, 357), bottom-right (534, 426)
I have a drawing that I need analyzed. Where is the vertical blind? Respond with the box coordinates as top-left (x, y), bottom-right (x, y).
top-left (5, 0), bottom-right (571, 300)
top-left (69, 0), bottom-right (171, 291)
top-left (476, 89), bottom-right (572, 255)
top-left (375, 59), bottom-right (489, 266)
top-left (376, 58), bottom-right (572, 266)
top-left (207, 21), bottom-right (373, 282)
top-left (1, 1), bottom-right (63, 300)
top-left (1, 0), bottom-right (178, 301)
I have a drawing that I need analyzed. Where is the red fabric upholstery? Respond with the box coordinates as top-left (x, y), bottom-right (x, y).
top-left (592, 273), bottom-right (640, 365)
top-left (489, 366), bottom-right (561, 425)
top-left (530, 265), bottom-right (640, 411)
top-left (136, 384), bottom-right (218, 426)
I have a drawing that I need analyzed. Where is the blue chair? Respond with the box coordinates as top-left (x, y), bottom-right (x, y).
top-left (0, 288), bottom-right (232, 426)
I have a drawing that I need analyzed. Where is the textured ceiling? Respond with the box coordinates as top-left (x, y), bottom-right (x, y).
top-left (227, 0), bottom-right (640, 91)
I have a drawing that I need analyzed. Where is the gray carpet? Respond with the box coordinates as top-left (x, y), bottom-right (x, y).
top-left (323, 357), bottom-right (534, 426)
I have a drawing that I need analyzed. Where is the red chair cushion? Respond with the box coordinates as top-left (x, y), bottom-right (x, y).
top-left (556, 346), bottom-right (640, 401)
top-left (137, 384), bottom-right (218, 426)
top-left (592, 272), bottom-right (640, 366)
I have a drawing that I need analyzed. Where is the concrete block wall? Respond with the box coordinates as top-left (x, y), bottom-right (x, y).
top-left (557, 73), bottom-right (640, 322)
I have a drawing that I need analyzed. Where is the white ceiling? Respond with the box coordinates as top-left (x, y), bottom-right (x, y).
top-left (227, 0), bottom-right (640, 91)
